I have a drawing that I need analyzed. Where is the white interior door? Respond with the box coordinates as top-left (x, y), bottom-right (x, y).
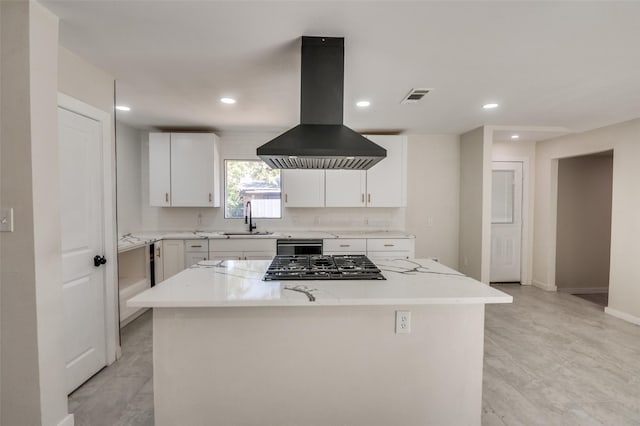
top-left (490, 162), bottom-right (523, 282)
top-left (59, 107), bottom-right (107, 393)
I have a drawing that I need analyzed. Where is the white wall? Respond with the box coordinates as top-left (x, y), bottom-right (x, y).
top-left (1, 2), bottom-right (69, 425)
top-left (534, 118), bottom-right (640, 322)
top-left (459, 127), bottom-right (492, 282)
top-left (116, 122), bottom-right (142, 235)
top-left (555, 154), bottom-right (612, 292)
top-left (492, 140), bottom-right (536, 285)
top-left (406, 135), bottom-right (460, 268)
top-left (138, 131), bottom-right (406, 233)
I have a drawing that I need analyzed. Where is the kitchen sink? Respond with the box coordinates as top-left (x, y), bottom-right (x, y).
top-left (220, 231), bottom-right (274, 236)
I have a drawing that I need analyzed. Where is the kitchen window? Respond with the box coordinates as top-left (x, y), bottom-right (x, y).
top-left (224, 160), bottom-right (281, 219)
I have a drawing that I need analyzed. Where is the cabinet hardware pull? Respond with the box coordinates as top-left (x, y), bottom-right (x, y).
top-left (209, 193), bottom-right (212, 202)
top-left (361, 193), bottom-right (364, 203)
top-left (285, 193), bottom-right (288, 203)
top-left (384, 244), bottom-right (395, 247)
top-left (165, 192), bottom-right (169, 202)
top-left (368, 193), bottom-right (371, 203)
top-left (191, 245), bottom-right (202, 248)
top-left (157, 246), bottom-right (161, 257)
top-left (339, 244), bottom-right (350, 247)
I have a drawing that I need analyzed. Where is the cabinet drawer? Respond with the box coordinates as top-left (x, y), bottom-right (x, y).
top-left (323, 238), bottom-right (367, 253)
top-left (367, 238), bottom-right (413, 252)
top-left (367, 251), bottom-right (412, 260)
top-left (184, 239), bottom-right (208, 252)
top-left (209, 238), bottom-right (276, 252)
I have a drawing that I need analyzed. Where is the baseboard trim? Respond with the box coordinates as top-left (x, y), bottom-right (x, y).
top-left (532, 279), bottom-right (557, 292)
top-left (57, 413), bottom-right (74, 426)
top-left (558, 287), bottom-right (609, 294)
top-left (605, 307), bottom-right (640, 326)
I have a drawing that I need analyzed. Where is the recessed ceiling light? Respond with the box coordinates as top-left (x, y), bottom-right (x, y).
top-left (511, 134), bottom-right (520, 140)
top-left (220, 97), bottom-right (236, 104)
top-left (116, 105), bottom-right (131, 111)
top-left (356, 100), bottom-right (370, 108)
top-left (482, 103), bottom-right (499, 109)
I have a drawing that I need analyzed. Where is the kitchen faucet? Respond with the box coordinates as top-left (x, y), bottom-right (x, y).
top-left (245, 201), bottom-right (256, 232)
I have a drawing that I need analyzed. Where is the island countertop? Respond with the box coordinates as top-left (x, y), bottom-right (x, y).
top-left (127, 258), bottom-right (512, 308)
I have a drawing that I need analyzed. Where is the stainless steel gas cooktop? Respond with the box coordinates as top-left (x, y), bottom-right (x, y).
top-left (263, 255), bottom-right (385, 281)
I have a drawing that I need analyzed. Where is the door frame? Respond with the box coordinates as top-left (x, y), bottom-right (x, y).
top-left (491, 158), bottom-right (531, 285)
top-left (58, 93), bottom-right (119, 364)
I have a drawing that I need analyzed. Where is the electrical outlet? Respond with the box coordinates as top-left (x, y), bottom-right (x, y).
top-left (427, 217), bottom-right (433, 227)
top-left (0, 207), bottom-right (14, 232)
top-left (395, 310), bottom-right (411, 334)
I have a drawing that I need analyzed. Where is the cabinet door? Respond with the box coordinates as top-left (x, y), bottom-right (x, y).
top-left (365, 135), bottom-right (407, 207)
top-left (170, 133), bottom-right (217, 207)
top-left (282, 169), bottom-right (325, 207)
top-left (149, 133), bottom-right (171, 206)
top-left (325, 170), bottom-right (366, 207)
top-left (162, 240), bottom-right (185, 280)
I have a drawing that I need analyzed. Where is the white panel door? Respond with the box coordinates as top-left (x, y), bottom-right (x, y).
top-left (170, 133), bottom-right (215, 207)
top-left (59, 107), bottom-right (107, 393)
top-left (149, 133), bottom-right (171, 206)
top-left (490, 162), bottom-right (523, 282)
top-left (325, 170), bottom-right (366, 207)
top-left (364, 135), bottom-right (406, 207)
top-left (282, 169), bottom-right (325, 207)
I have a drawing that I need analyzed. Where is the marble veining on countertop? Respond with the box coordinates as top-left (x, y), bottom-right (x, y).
top-left (118, 230), bottom-right (415, 252)
top-left (127, 258), bottom-right (512, 308)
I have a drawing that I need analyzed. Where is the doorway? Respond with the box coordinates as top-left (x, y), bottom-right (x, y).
top-left (555, 151), bottom-right (613, 308)
top-left (490, 161), bottom-right (523, 283)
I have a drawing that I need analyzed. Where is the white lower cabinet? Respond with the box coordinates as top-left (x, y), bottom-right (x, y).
top-left (209, 239), bottom-right (276, 260)
top-left (366, 238), bottom-right (415, 260)
top-left (323, 237), bottom-right (415, 259)
top-left (184, 239), bottom-right (209, 268)
top-left (323, 238), bottom-right (367, 255)
top-left (159, 240), bottom-right (185, 280)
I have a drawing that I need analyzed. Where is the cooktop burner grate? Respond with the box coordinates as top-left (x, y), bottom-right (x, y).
top-left (263, 255), bottom-right (385, 281)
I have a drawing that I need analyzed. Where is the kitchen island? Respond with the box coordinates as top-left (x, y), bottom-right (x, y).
top-left (128, 258), bottom-right (511, 426)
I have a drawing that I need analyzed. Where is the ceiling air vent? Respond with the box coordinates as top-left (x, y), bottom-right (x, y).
top-left (401, 88), bottom-right (431, 104)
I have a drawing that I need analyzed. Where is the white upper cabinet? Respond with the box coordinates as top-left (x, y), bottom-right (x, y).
top-left (149, 133), bottom-right (171, 206)
top-left (364, 135), bottom-right (407, 207)
top-left (325, 170), bottom-right (366, 207)
top-left (323, 135), bottom-right (407, 208)
top-left (149, 132), bottom-right (221, 207)
top-left (282, 169), bottom-right (325, 207)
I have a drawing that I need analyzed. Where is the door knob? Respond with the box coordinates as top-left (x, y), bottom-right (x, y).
top-left (93, 255), bottom-right (107, 267)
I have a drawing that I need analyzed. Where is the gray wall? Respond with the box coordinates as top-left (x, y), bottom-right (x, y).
top-left (555, 153), bottom-right (613, 291)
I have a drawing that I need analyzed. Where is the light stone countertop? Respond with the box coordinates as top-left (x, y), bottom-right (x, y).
top-left (118, 230), bottom-right (415, 252)
top-left (127, 258), bottom-right (512, 308)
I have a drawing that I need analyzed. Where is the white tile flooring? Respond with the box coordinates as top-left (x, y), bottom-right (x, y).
top-left (70, 285), bottom-right (640, 425)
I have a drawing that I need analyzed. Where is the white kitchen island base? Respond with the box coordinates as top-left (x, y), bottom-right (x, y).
top-left (153, 304), bottom-right (485, 426)
top-left (128, 258), bottom-right (511, 426)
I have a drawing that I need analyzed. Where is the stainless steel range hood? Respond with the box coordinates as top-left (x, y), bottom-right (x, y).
top-left (257, 37), bottom-right (386, 170)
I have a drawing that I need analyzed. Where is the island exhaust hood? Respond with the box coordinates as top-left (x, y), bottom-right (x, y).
top-left (257, 37), bottom-right (386, 170)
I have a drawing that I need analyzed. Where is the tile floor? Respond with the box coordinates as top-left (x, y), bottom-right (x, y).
top-left (70, 286), bottom-right (640, 425)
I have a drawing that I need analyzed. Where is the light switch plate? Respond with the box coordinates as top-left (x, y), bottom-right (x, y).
top-left (0, 207), bottom-right (14, 232)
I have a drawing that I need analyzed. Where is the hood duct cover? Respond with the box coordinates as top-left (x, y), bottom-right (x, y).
top-left (257, 36), bottom-right (387, 170)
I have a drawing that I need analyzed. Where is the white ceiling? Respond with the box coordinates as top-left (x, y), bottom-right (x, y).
top-left (42, 1), bottom-right (640, 140)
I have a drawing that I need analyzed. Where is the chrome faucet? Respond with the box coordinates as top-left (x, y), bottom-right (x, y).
top-left (245, 201), bottom-right (256, 232)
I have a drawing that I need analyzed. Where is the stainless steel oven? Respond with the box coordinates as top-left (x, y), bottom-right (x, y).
top-left (276, 239), bottom-right (323, 256)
